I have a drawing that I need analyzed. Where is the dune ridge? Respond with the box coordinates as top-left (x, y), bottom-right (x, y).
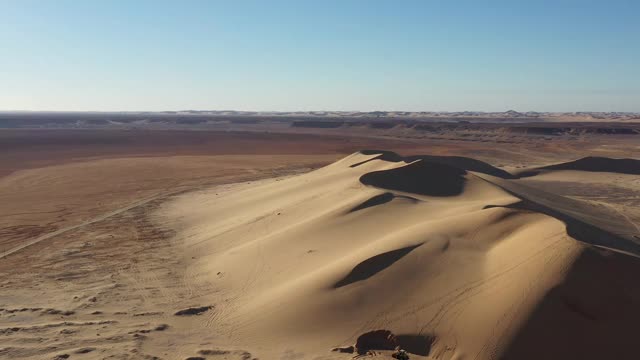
top-left (160, 150), bottom-right (640, 359)
top-left (537, 156), bottom-right (640, 175)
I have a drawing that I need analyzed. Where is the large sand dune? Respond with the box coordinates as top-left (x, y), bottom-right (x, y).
top-left (156, 151), bottom-right (640, 359)
top-left (2, 149), bottom-right (640, 359)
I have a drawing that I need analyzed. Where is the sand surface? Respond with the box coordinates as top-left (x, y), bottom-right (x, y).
top-left (2, 136), bottom-right (640, 359)
top-left (151, 151), bottom-right (640, 359)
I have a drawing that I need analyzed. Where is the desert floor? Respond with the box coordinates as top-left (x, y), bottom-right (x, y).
top-left (1, 129), bottom-right (639, 360)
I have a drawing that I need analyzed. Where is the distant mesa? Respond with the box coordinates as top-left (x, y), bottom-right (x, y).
top-left (505, 110), bottom-right (524, 116)
top-left (291, 120), bottom-right (344, 128)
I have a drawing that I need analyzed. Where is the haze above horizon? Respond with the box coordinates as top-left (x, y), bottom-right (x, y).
top-left (1, 0), bottom-right (639, 112)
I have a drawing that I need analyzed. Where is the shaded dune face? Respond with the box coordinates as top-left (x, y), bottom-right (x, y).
top-left (539, 156), bottom-right (640, 175)
top-left (409, 155), bottom-right (515, 179)
top-left (360, 160), bottom-right (467, 196)
top-left (354, 330), bottom-right (435, 356)
top-left (353, 149), bottom-right (515, 179)
top-left (333, 243), bottom-right (423, 288)
top-left (485, 200), bottom-right (640, 257)
top-left (500, 248), bottom-right (640, 360)
top-left (516, 156), bottom-right (640, 178)
top-left (348, 192), bottom-right (420, 213)
top-left (358, 152), bottom-right (640, 179)
top-left (164, 150), bottom-right (640, 360)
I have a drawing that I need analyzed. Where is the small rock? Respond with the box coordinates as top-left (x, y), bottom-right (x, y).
top-left (75, 347), bottom-right (95, 354)
top-left (198, 350), bottom-right (229, 355)
top-left (154, 324), bottom-right (169, 331)
top-left (174, 306), bottom-right (213, 316)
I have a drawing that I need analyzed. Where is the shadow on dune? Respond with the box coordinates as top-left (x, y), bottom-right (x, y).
top-left (414, 154), bottom-right (516, 179)
top-left (334, 244), bottom-right (422, 288)
top-left (355, 151), bottom-right (640, 180)
top-left (484, 197), bottom-right (640, 257)
top-left (354, 330), bottom-right (435, 356)
top-left (349, 192), bottom-right (393, 212)
top-left (352, 150), bottom-right (515, 179)
top-left (521, 156), bottom-right (640, 177)
top-left (395, 334), bottom-right (436, 356)
top-left (360, 160), bottom-right (467, 196)
top-left (514, 170), bottom-right (541, 177)
top-left (500, 248), bottom-right (640, 360)
top-left (348, 192), bottom-right (420, 213)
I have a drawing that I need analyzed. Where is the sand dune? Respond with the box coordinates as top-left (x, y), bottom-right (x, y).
top-left (537, 156), bottom-right (640, 175)
top-left (515, 156), bottom-right (640, 178)
top-left (158, 150), bottom-right (640, 359)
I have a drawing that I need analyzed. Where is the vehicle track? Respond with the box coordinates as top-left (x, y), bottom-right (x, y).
top-left (0, 193), bottom-right (166, 260)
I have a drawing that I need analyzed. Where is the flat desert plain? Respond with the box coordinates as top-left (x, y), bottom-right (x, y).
top-left (1, 128), bottom-right (640, 360)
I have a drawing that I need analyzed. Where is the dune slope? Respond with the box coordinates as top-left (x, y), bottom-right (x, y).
top-left (160, 151), bottom-right (640, 360)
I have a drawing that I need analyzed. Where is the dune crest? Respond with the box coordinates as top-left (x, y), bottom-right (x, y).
top-left (160, 151), bottom-right (640, 359)
top-left (537, 156), bottom-right (640, 175)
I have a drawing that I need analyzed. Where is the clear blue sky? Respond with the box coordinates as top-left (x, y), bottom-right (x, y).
top-left (1, 0), bottom-right (638, 112)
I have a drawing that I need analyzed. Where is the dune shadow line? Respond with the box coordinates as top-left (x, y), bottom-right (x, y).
top-left (538, 156), bottom-right (640, 175)
top-left (334, 244), bottom-right (422, 288)
top-left (500, 249), bottom-right (640, 359)
top-left (351, 150), bottom-right (516, 179)
top-left (349, 192), bottom-right (420, 213)
top-left (359, 160), bottom-right (467, 196)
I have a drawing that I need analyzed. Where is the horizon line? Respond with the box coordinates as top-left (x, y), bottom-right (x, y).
top-left (1, 109), bottom-right (639, 115)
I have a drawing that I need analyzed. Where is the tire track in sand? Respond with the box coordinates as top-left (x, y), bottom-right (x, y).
top-left (0, 194), bottom-right (165, 260)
